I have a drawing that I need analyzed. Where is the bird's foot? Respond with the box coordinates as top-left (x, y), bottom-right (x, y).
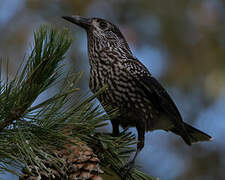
top-left (121, 160), bottom-right (135, 179)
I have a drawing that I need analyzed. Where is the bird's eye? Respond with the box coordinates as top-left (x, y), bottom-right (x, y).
top-left (99, 21), bottom-right (107, 29)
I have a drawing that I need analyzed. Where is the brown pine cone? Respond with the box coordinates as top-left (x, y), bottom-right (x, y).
top-left (20, 129), bottom-right (104, 180)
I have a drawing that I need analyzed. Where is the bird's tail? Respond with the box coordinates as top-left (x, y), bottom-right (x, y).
top-left (171, 122), bottom-right (212, 145)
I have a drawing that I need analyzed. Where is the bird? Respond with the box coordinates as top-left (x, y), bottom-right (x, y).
top-left (62, 15), bottom-right (212, 167)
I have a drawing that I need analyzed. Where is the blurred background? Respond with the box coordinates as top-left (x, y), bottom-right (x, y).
top-left (0, 0), bottom-right (224, 179)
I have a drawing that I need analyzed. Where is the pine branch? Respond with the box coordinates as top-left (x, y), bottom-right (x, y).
top-left (0, 25), bottom-right (158, 180)
top-left (0, 25), bottom-right (72, 131)
top-left (0, 25), bottom-right (74, 175)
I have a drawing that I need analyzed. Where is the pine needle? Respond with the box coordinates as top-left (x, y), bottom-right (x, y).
top-left (0, 25), bottom-right (157, 180)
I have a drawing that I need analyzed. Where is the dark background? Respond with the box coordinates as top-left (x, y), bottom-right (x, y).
top-left (0, 0), bottom-right (225, 179)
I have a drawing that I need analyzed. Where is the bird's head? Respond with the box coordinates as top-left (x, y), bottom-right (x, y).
top-left (62, 15), bottom-right (131, 53)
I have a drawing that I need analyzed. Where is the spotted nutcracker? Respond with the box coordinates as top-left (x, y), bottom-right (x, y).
top-left (62, 15), bottom-right (211, 165)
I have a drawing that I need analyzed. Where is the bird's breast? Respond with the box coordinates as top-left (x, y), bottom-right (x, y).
top-left (89, 61), bottom-right (145, 107)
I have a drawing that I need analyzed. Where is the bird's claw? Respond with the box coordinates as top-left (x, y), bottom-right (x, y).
top-left (121, 161), bottom-right (135, 179)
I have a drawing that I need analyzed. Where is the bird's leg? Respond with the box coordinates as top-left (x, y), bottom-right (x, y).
top-left (131, 128), bottom-right (145, 164)
top-left (110, 119), bottom-right (120, 136)
top-left (127, 126), bottom-right (145, 166)
top-left (95, 119), bottom-right (120, 137)
top-left (122, 125), bottom-right (145, 178)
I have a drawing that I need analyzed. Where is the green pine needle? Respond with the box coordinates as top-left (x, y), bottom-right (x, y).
top-left (0, 25), bottom-right (158, 180)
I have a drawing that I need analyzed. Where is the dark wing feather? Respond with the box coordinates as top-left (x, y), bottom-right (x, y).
top-left (140, 75), bottom-right (183, 123)
top-left (124, 58), bottom-right (183, 125)
top-left (123, 58), bottom-right (193, 145)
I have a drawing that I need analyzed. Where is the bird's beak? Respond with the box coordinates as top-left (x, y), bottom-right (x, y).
top-left (62, 15), bottom-right (91, 30)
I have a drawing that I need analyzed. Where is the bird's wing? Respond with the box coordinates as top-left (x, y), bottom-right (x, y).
top-left (123, 58), bottom-right (183, 124)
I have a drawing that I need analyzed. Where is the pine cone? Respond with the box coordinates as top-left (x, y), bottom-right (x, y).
top-left (20, 128), bottom-right (104, 180)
